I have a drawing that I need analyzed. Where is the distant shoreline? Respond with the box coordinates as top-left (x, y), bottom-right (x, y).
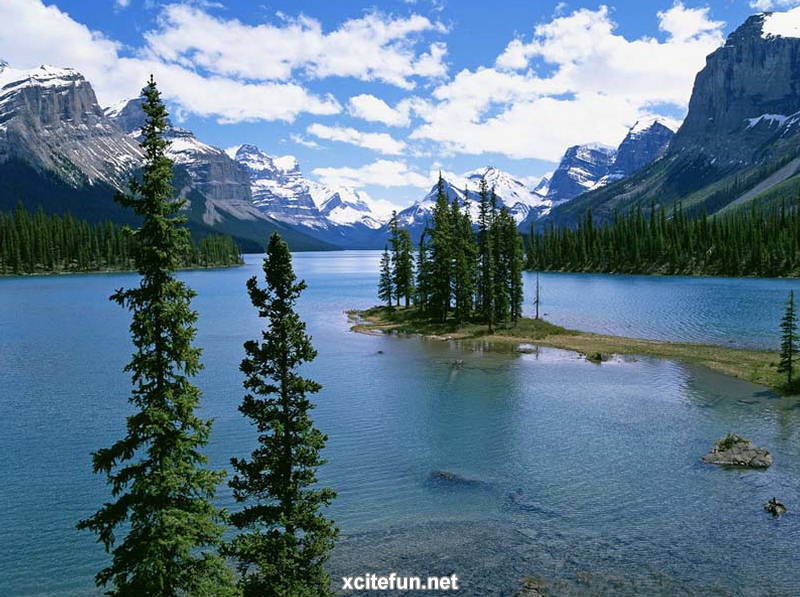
top-left (0, 262), bottom-right (244, 279)
top-left (348, 306), bottom-right (785, 392)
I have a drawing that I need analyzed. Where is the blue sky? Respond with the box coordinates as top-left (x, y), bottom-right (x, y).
top-left (0, 0), bottom-right (791, 211)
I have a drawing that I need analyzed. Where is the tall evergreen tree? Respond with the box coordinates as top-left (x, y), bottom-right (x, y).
top-left (429, 174), bottom-right (453, 322)
top-left (508, 216), bottom-right (524, 324)
top-left (477, 177), bottom-right (494, 331)
top-left (77, 76), bottom-right (236, 597)
top-left (778, 289), bottom-right (798, 387)
top-left (415, 227), bottom-right (432, 312)
top-left (393, 229), bottom-right (414, 308)
top-left (452, 197), bottom-right (477, 323)
top-left (228, 232), bottom-right (337, 597)
top-left (378, 245), bottom-right (394, 307)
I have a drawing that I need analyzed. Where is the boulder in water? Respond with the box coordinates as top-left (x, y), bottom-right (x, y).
top-left (702, 434), bottom-right (772, 468)
top-left (426, 470), bottom-right (486, 489)
top-left (764, 497), bottom-right (786, 516)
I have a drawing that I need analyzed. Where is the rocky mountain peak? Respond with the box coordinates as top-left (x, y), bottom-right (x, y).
top-left (545, 143), bottom-right (617, 204)
top-left (610, 119), bottom-right (674, 177)
top-left (670, 8), bottom-right (800, 166)
top-left (0, 63), bottom-right (141, 187)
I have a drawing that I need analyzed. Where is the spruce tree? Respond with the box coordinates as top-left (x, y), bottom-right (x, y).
top-left (77, 77), bottom-right (236, 597)
top-left (429, 174), bottom-right (453, 322)
top-left (394, 229), bottom-right (414, 308)
top-left (378, 245), bottom-right (394, 307)
top-left (227, 232), bottom-right (337, 597)
top-left (778, 289), bottom-right (798, 388)
top-left (477, 177), bottom-right (494, 331)
top-left (452, 197), bottom-right (477, 323)
top-left (415, 227), bottom-right (432, 312)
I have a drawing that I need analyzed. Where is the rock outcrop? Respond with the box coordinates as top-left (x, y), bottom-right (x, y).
top-left (701, 434), bottom-right (773, 468)
top-left (764, 497), bottom-right (787, 516)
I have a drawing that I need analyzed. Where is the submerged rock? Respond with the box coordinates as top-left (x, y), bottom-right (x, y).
top-left (701, 434), bottom-right (773, 468)
top-left (764, 497), bottom-right (787, 516)
top-left (504, 489), bottom-right (560, 518)
top-left (426, 470), bottom-right (487, 490)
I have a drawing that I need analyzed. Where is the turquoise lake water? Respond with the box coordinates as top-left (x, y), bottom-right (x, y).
top-left (1, 251), bottom-right (799, 596)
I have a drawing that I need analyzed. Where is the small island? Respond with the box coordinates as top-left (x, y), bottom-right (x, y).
top-left (701, 434), bottom-right (773, 468)
top-left (349, 306), bottom-right (785, 391)
top-left (360, 181), bottom-right (798, 395)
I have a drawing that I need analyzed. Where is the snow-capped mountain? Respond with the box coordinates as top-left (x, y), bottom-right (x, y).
top-left (0, 64), bottom-right (142, 188)
top-left (228, 143), bottom-right (390, 232)
top-left (393, 166), bottom-right (552, 240)
top-left (311, 185), bottom-right (385, 229)
top-left (545, 143), bottom-right (617, 204)
top-left (108, 98), bottom-right (267, 227)
top-left (545, 121), bottom-right (674, 204)
top-left (228, 142), bottom-right (390, 246)
top-left (228, 144), bottom-right (325, 228)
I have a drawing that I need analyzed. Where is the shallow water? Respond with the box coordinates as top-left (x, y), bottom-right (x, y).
top-left (1, 252), bottom-right (798, 596)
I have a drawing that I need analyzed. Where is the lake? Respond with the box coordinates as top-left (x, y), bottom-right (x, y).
top-left (1, 251), bottom-right (799, 596)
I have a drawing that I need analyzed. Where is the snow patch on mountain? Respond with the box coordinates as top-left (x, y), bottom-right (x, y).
top-left (746, 113), bottom-right (788, 128)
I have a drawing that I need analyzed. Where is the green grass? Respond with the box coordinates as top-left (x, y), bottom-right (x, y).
top-left (349, 306), bottom-right (790, 393)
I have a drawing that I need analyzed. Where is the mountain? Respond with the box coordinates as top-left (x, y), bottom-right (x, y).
top-left (547, 8), bottom-right (800, 227)
top-left (610, 119), bottom-right (675, 178)
top-left (544, 121), bottom-right (674, 205)
top-left (0, 64), bottom-right (145, 221)
top-left (545, 143), bottom-right (617, 204)
top-left (313, 185), bottom-right (384, 229)
top-left (392, 166), bottom-right (551, 241)
top-left (0, 67), bottom-right (334, 251)
top-left (228, 143), bottom-right (389, 247)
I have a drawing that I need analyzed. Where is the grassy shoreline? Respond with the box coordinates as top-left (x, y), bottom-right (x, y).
top-left (348, 306), bottom-right (786, 392)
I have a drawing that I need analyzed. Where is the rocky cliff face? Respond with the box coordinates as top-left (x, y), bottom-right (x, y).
top-left (229, 144), bottom-right (325, 228)
top-left (670, 11), bottom-right (800, 166)
top-left (545, 144), bottom-right (617, 204)
top-left (0, 65), bottom-right (141, 186)
top-left (611, 120), bottom-right (674, 178)
top-left (108, 98), bottom-right (263, 227)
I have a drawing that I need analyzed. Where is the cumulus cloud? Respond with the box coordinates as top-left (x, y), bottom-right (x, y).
top-left (307, 123), bottom-right (407, 154)
top-left (412, 2), bottom-right (725, 161)
top-left (144, 5), bottom-right (448, 89)
top-left (312, 160), bottom-right (430, 189)
top-left (749, 0), bottom-right (800, 10)
top-left (347, 94), bottom-right (418, 127)
top-left (0, 0), bottom-right (444, 123)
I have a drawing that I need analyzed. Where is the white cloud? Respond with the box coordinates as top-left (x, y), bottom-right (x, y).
top-left (114, 0), bottom-right (131, 9)
top-left (347, 94), bottom-right (416, 127)
top-left (290, 133), bottom-right (321, 149)
top-left (0, 0), bottom-right (341, 122)
top-left (307, 123), bottom-right (407, 154)
top-left (312, 160), bottom-right (430, 189)
top-left (657, 2), bottom-right (723, 42)
top-left (749, 0), bottom-right (800, 10)
top-left (144, 5), bottom-right (448, 89)
top-left (414, 3), bottom-right (725, 161)
top-left (0, 0), bottom-right (450, 123)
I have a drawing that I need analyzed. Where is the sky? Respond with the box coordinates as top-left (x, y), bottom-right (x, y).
top-left (0, 0), bottom-right (793, 211)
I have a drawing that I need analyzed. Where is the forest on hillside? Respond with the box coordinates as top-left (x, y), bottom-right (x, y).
top-left (0, 205), bottom-right (242, 275)
top-left (526, 201), bottom-right (800, 278)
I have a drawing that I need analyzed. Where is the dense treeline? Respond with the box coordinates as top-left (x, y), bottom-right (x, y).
top-left (0, 204), bottom-right (242, 274)
top-left (526, 201), bottom-right (800, 278)
top-left (381, 174), bottom-right (525, 329)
